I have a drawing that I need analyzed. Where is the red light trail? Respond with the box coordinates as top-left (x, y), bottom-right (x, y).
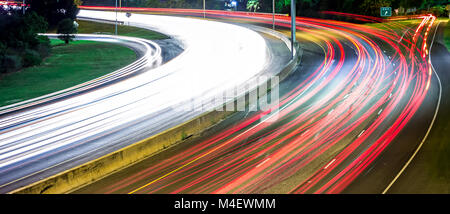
top-left (77, 6), bottom-right (437, 194)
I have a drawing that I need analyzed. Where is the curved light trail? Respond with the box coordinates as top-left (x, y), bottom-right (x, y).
top-left (75, 8), bottom-right (438, 194)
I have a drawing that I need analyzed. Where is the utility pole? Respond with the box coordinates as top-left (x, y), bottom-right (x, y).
top-left (203, 0), bottom-right (206, 18)
top-left (22, 0), bottom-right (25, 15)
top-left (115, 0), bottom-right (118, 35)
top-left (291, 0), bottom-right (295, 58)
top-left (272, 0), bottom-right (275, 30)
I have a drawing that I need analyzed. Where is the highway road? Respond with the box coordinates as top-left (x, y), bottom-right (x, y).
top-left (379, 20), bottom-right (450, 194)
top-left (0, 12), bottom-right (292, 193)
top-left (74, 9), bottom-right (441, 194)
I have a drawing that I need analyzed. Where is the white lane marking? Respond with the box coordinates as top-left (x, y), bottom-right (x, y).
top-left (383, 20), bottom-right (442, 194)
top-left (300, 129), bottom-right (310, 137)
top-left (328, 109), bottom-right (334, 115)
top-left (358, 130), bottom-right (365, 138)
top-left (378, 108), bottom-right (383, 115)
top-left (323, 158), bottom-right (336, 169)
top-left (256, 158), bottom-right (271, 168)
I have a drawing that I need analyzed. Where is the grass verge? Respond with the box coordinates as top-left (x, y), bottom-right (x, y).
top-left (444, 20), bottom-right (450, 52)
top-left (0, 40), bottom-right (136, 107)
top-left (76, 20), bottom-right (169, 40)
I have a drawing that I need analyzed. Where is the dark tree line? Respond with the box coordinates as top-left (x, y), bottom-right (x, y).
top-left (1, 0), bottom-right (80, 73)
top-left (295, 0), bottom-right (449, 17)
top-left (26, 0), bottom-right (80, 28)
top-left (0, 9), bottom-right (50, 73)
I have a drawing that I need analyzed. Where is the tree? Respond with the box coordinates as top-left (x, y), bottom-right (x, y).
top-left (0, 11), bottom-right (50, 73)
top-left (24, 11), bottom-right (49, 36)
top-left (57, 18), bottom-right (77, 44)
top-left (146, 0), bottom-right (162, 8)
top-left (276, 0), bottom-right (291, 14)
top-left (74, 0), bottom-right (84, 6)
top-left (359, 0), bottom-right (391, 16)
top-left (247, 0), bottom-right (261, 12)
top-left (26, 0), bottom-right (79, 28)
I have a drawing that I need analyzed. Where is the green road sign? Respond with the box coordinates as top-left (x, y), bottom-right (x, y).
top-left (380, 7), bottom-right (392, 17)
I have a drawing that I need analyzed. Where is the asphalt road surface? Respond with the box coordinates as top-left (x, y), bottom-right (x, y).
top-left (381, 20), bottom-right (450, 194)
top-left (74, 10), bottom-right (442, 193)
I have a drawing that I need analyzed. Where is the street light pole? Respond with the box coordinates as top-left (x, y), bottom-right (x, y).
top-left (290, 0), bottom-right (295, 58)
top-left (272, 0), bottom-right (275, 30)
top-left (203, 0), bottom-right (205, 18)
top-left (115, 0), bottom-right (118, 35)
top-left (22, 0), bottom-right (25, 15)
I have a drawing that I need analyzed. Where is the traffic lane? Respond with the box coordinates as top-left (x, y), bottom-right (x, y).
top-left (298, 19), bottom-right (439, 194)
top-left (305, 72), bottom-right (439, 193)
top-left (383, 21), bottom-right (450, 193)
top-left (338, 22), bottom-right (444, 194)
top-left (341, 76), bottom-right (439, 193)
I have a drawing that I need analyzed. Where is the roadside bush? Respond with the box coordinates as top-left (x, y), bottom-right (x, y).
top-left (0, 41), bottom-right (5, 56)
top-left (24, 12), bottom-right (48, 36)
top-left (35, 35), bottom-right (51, 58)
top-left (23, 49), bottom-right (42, 67)
top-left (57, 18), bottom-right (77, 44)
top-left (1, 55), bottom-right (22, 73)
top-left (0, 11), bottom-right (50, 73)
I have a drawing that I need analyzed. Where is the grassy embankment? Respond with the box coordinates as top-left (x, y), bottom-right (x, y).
top-left (444, 20), bottom-right (450, 51)
top-left (77, 20), bottom-right (168, 40)
top-left (0, 40), bottom-right (136, 106)
top-left (0, 21), bottom-right (168, 107)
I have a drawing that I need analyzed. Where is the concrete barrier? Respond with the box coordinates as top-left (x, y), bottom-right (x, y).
top-left (11, 25), bottom-right (302, 194)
